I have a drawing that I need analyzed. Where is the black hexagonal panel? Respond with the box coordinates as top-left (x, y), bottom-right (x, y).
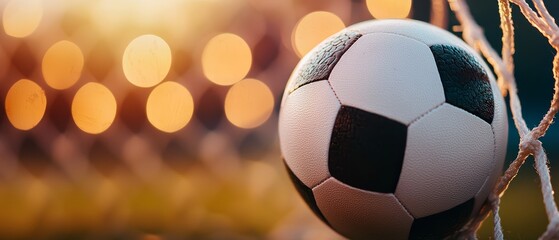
top-left (284, 160), bottom-right (330, 227)
top-left (329, 106), bottom-right (407, 193)
top-left (430, 44), bottom-right (494, 124)
top-left (409, 198), bottom-right (475, 239)
top-left (287, 30), bottom-right (362, 94)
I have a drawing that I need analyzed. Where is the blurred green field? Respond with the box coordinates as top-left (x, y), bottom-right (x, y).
top-left (0, 155), bottom-right (556, 239)
top-left (477, 164), bottom-right (558, 239)
top-left (0, 151), bottom-right (340, 239)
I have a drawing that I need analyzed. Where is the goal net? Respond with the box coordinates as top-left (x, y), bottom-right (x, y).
top-left (443, 0), bottom-right (559, 239)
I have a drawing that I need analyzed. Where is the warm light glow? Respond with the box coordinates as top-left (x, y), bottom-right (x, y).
top-left (366, 0), bottom-right (412, 19)
top-left (2, 0), bottom-right (43, 38)
top-left (202, 33), bottom-right (252, 86)
top-left (146, 81), bottom-right (194, 133)
top-left (123, 34), bottom-right (172, 88)
top-left (292, 11), bottom-right (345, 57)
top-left (224, 78), bottom-right (274, 129)
top-left (71, 83), bottom-right (117, 134)
top-left (42, 40), bottom-right (84, 90)
top-left (5, 79), bottom-right (47, 130)
top-left (89, 0), bottom-right (205, 41)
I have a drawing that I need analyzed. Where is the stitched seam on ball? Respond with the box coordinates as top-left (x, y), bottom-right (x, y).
top-left (288, 31), bottom-right (362, 95)
top-left (288, 78), bottom-right (328, 96)
top-left (311, 176), bottom-right (333, 190)
top-left (408, 101), bottom-right (445, 127)
top-left (394, 195), bottom-right (415, 220)
top-left (362, 31), bottom-right (430, 48)
top-left (326, 79), bottom-right (342, 104)
top-left (474, 176), bottom-right (491, 198)
top-left (490, 124), bottom-right (497, 175)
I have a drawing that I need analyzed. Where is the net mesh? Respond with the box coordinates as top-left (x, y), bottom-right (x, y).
top-left (447, 0), bottom-right (559, 239)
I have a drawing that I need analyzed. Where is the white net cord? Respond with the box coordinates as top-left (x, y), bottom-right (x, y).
top-left (444, 0), bottom-right (559, 239)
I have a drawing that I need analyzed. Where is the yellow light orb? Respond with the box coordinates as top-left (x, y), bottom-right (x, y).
top-left (71, 83), bottom-right (117, 134)
top-left (42, 40), bottom-right (84, 90)
top-left (202, 33), bottom-right (252, 86)
top-left (5, 79), bottom-right (47, 130)
top-left (123, 34), bottom-right (172, 88)
top-left (2, 0), bottom-right (43, 38)
top-left (366, 0), bottom-right (412, 19)
top-left (224, 78), bottom-right (274, 129)
top-left (292, 11), bottom-right (345, 58)
top-left (146, 81), bottom-right (194, 133)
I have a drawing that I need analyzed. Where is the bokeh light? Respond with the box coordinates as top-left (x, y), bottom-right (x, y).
top-left (292, 11), bottom-right (345, 57)
top-left (5, 79), bottom-right (47, 130)
top-left (71, 83), bottom-right (117, 134)
top-left (42, 40), bottom-right (84, 90)
top-left (123, 35), bottom-right (172, 88)
top-left (2, 0), bottom-right (43, 38)
top-left (366, 0), bottom-right (412, 19)
top-left (202, 33), bottom-right (252, 86)
top-left (146, 81), bottom-right (194, 133)
top-left (224, 78), bottom-right (274, 129)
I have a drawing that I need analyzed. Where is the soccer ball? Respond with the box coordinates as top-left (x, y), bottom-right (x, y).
top-left (279, 19), bottom-right (508, 239)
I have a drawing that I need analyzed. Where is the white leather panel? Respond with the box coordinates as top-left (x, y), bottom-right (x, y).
top-left (350, 19), bottom-right (471, 50)
top-left (279, 81), bottom-right (339, 188)
top-left (328, 33), bottom-right (445, 125)
top-left (396, 103), bottom-right (495, 218)
top-left (314, 177), bottom-right (413, 240)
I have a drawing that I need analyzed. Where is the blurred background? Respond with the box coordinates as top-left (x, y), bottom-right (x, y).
top-left (0, 0), bottom-right (558, 239)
